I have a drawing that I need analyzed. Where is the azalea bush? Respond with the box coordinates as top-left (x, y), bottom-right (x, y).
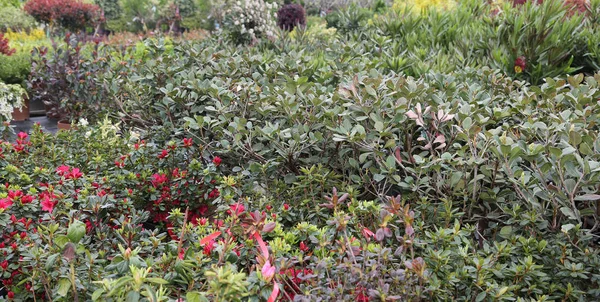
top-left (0, 122), bottom-right (598, 300)
top-left (4, 0), bottom-right (600, 300)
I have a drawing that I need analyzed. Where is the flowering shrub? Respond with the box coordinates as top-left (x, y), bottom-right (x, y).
top-left (223, 0), bottom-right (278, 44)
top-left (277, 3), bottom-right (306, 31)
top-left (0, 82), bottom-right (25, 121)
top-left (24, 0), bottom-right (100, 31)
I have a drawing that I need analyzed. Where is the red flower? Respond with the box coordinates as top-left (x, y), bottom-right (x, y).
top-left (266, 205), bottom-right (272, 211)
top-left (212, 156), bottom-right (222, 166)
top-left (283, 204), bottom-right (290, 211)
top-left (0, 198), bottom-right (13, 210)
top-left (514, 56), bottom-right (526, 74)
top-left (299, 241), bottom-right (309, 252)
top-left (68, 168), bottom-right (83, 179)
top-left (17, 132), bottom-right (28, 140)
top-left (183, 138), bottom-right (193, 147)
top-left (178, 248), bottom-right (186, 260)
top-left (197, 204), bottom-right (209, 216)
top-left (19, 232), bottom-right (27, 239)
top-left (203, 240), bottom-right (215, 255)
top-left (208, 188), bottom-right (220, 199)
top-left (356, 287), bottom-right (369, 302)
top-left (40, 197), bottom-right (56, 213)
top-left (158, 149), bottom-right (169, 159)
top-left (0, 260), bottom-right (7, 270)
top-left (20, 195), bottom-right (34, 204)
top-left (115, 160), bottom-right (125, 168)
top-left (198, 217), bottom-right (208, 226)
top-left (8, 190), bottom-right (22, 200)
top-left (151, 173), bottom-right (168, 187)
top-left (7, 291), bottom-right (14, 299)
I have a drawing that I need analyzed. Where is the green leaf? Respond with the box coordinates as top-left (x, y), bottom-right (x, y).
top-left (146, 278), bottom-right (170, 285)
top-left (499, 226), bottom-right (512, 239)
top-left (45, 253), bottom-right (60, 271)
top-left (92, 289), bottom-right (105, 301)
top-left (475, 291), bottom-right (486, 302)
top-left (67, 219), bottom-right (86, 244)
top-left (373, 174), bottom-right (386, 182)
top-left (187, 292), bottom-right (209, 302)
top-left (574, 194), bottom-right (600, 201)
top-left (126, 291), bottom-right (140, 302)
top-left (57, 278), bottom-right (71, 297)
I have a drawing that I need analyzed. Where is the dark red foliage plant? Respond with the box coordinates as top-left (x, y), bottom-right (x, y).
top-left (24, 0), bottom-right (99, 31)
top-left (0, 33), bottom-right (16, 56)
top-left (277, 4), bottom-right (306, 31)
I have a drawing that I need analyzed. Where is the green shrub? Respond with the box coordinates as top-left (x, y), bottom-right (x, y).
top-left (325, 6), bottom-right (372, 33)
top-left (0, 6), bottom-right (36, 32)
top-left (484, 0), bottom-right (587, 84)
top-left (95, 0), bottom-right (121, 20)
top-left (0, 52), bottom-right (30, 85)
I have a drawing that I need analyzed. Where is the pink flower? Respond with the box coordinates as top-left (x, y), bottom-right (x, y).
top-left (17, 132), bottom-right (28, 140)
top-left (178, 248), bottom-right (186, 260)
top-left (68, 168), bottom-right (83, 180)
top-left (228, 203), bottom-right (245, 216)
top-left (261, 260), bottom-right (276, 282)
top-left (40, 197), bottom-right (56, 213)
top-left (0, 198), bottom-right (13, 210)
top-left (362, 227), bottom-right (375, 241)
top-left (212, 156), bottom-right (222, 166)
top-left (56, 165), bottom-right (70, 176)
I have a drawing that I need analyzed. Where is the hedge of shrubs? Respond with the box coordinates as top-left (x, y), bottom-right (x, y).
top-left (1, 0), bottom-right (600, 300)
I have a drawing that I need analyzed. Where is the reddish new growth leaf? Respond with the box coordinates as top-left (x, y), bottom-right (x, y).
top-left (0, 34), bottom-right (16, 56)
top-left (24, 0), bottom-right (99, 31)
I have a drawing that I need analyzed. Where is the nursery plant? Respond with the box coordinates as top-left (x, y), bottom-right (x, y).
top-left (2, 0), bottom-right (600, 300)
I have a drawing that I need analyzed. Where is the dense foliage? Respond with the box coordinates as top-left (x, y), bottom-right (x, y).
top-left (1, 0), bottom-right (600, 300)
top-left (277, 4), bottom-right (306, 31)
top-left (24, 0), bottom-right (100, 31)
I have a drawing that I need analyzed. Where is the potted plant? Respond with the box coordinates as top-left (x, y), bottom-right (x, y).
top-left (0, 81), bottom-right (27, 122)
top-left (28, 34), bottom-right (108, 130)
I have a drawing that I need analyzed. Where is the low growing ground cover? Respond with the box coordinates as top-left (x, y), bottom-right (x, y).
top-left (1, 0), bottom-right (600, 300)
